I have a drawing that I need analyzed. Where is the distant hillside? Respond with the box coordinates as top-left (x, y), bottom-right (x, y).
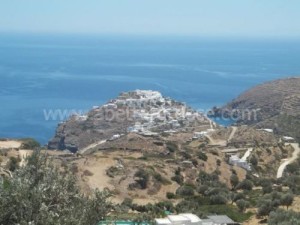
top-left (214, 77), bottom-right (300, 140)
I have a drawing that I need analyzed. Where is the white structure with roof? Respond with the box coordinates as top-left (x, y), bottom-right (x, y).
top-left (193, 131), bottom-right (207, 139)
top-left (283, 136), bottom-right (295, 142)
top-left (155, 214), bottom-right (202, 225)
top-left (155, 218), bottom-right (172, 225)
top-left (155, 214), bottom-right (237, 225)
top-left (207, 215), bottom-right (236, 225)
top-left (229, 155), bottom-right (251, 171)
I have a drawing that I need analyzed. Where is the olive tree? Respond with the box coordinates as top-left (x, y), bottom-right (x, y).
top-left (0, 151), bottom-right (113, 225)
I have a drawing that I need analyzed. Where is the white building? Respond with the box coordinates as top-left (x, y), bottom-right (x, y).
top-left (283, 136), bottom-right (295, 142)
top-left (257, 128), bottom-right (274, 133)
top-left (109, 134), bottom-right (121, 141)
top-left (229, 155), bottom-right (251, 171)
top-left (155, 214), bottom-right (202, 225)
top-left (103, 103), bottom-right (117, 109)
top-left (193, 131), bottom-right (208, 139)
top-left (75, 115), bottom-right (88, 121)
top-left (155, 214), bottom-right (237, 225)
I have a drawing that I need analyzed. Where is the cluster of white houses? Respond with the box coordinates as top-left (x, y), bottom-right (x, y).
top-left (102, 90), bottom-right (206, 135)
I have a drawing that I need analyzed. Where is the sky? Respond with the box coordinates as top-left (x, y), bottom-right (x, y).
top-left (0, 0), bottom-right (300, 38)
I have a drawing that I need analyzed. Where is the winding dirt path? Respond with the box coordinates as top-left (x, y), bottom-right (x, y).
top-left (241, 148), bottom-right (254, 161)
top-left (228, 126), bottom-right (237, 142)
top-left (277, 143), bottom-right (300, 179)
top-left (205, 126), bottom-right (237, 147)
top-left (79, 140), bottom-right (107, 154)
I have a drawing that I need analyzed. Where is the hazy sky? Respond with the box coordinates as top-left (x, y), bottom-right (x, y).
top-left (1, 0), bottom-right (300, 38)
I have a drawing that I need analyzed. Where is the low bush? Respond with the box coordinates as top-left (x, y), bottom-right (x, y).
top-left (198, 152), bottom-right (208, 161)
top-left (20, 138), bottom-right (40, 149)
top-left (166, 192), bottom-right (176, 199)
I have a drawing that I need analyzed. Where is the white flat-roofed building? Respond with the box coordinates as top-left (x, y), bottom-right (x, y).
top-left (103, 103), bottom-right (117, 109)
top-left (229, 155), bottom-right (251, 171)
top-left (193, 131), bottom-right (207, 139)
top-left (257, 128), bottom-right (274, 133)
top-left (207, 215), bottom-right (237, 225)
top-left (180, 214), bottom-right (202, 224)
top-left (167, 215), bottom-right (191, 225)
top-left (75, 115), bottom-right (88, 121)
top-left (155, 218), bottom-right (172, 225)
top-left (155, 214), bottom-right (202, 225)
top-left (155, 214), bottom-right (238, 225)
top-left (283, 136), bottom-right (295, 142)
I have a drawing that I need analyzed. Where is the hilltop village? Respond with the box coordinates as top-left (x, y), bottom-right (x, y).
top-left (48, 90), bottom-right (213, 152)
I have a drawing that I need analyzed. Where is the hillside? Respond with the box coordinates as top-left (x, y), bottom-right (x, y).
top-left (213, 77), bottom-right (300, 140)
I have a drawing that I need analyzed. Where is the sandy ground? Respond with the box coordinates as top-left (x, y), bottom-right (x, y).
top-left (243, 216), bottom-right (267, 225)
top-left (205, 126), bottom-right (237, 147)
top-left (290, 196), bottom-right (300, 212)
top-left (0, 140), bottom-right (21, 149)
top-left (205, 134), bottom-right (227, 146)
top-left (82, 155), bottom-right (116, 191)
top-left (19, 150), bottom-right (33, 167)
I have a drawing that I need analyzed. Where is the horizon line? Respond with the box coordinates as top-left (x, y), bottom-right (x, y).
top-left (1, 30), bottom-right (300, 41)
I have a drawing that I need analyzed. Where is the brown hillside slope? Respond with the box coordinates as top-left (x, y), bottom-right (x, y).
top-left (218, 77), bottom-right (300, 140)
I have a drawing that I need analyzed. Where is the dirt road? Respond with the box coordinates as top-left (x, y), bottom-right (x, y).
top-left (277, 143), bottom-right (300, 179)
top-left (79, 140), bottom-right (107, 154)
top-left (228, 126), bottom-right (237, 142)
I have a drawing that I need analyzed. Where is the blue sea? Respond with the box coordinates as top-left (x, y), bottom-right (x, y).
top-left (0, 33), bottom-right (299, 144)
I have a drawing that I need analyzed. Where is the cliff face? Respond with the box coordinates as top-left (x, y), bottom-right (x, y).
top-left (216, 77), bottom-right (300, 140)
top-left (48, 90), bottom-right (210, 152)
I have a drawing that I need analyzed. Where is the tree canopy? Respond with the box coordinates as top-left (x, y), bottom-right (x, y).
top-left (0, 151), bottom-right (113, 225)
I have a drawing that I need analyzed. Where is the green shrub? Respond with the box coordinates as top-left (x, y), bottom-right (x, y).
top-left (236, 199), bottom-right (250, 212)
top-left (181, 151), bottom-right (192, 160)
top-left (198, 152), bottom-right (208, 161)
top-left (237, 179), bottom-right (253, 191)
top-left (7, 156), bottom-right (20, 172)
top-left (135, 168), bottom-right (150, 189)
top-left (166, 142), bottom-right (178, 153)
top-left (153, 172), bottom-right (171, 185)
top-left (209, 194), bottom-right (228, 205)
top-left (280, 193), bottom-right (294, 209)
top-left (20, 138), bottom-right (40, 149)
top-left (269, 209), bottom-right (300, 225)
top-left (176, 185), bottom-right (195, 197)
top-left (83, 169), bottom-right (94, 176)
top-left (171, 175), bottom-right (184, 185)
top-left (166, 192), bottom-right (176, 199)
top-left (230, 174), bottom-right (239, 190)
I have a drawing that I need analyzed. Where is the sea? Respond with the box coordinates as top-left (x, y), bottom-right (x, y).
top-left (0, 33), bottom-right (299, 144)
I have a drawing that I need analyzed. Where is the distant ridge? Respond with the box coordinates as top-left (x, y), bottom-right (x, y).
top-left (216, 77), bottom-right (300, 140)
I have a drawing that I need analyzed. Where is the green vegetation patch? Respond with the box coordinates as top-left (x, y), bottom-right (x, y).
top-left (198, 205), bottom-right (253, 223)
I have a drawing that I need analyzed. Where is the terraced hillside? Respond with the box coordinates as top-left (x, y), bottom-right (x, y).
top-left (216, 77), bottom-right (300, 140)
